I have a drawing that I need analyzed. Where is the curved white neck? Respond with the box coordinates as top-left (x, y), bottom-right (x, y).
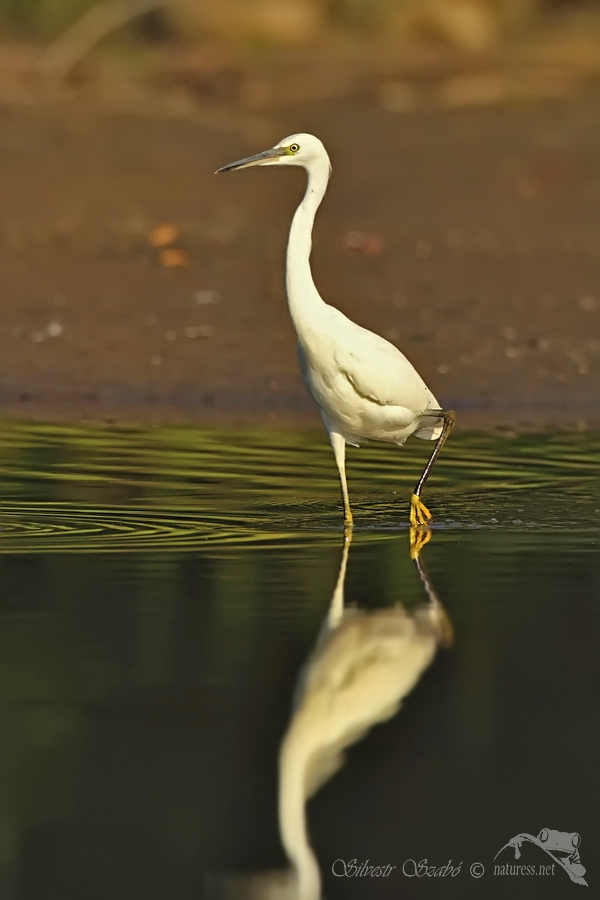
top-left (285, 156), bottom-right (331, 342)
top-left (279, 731), bottom-right (322, 900)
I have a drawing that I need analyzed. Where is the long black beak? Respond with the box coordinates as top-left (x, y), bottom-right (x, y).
top-left (215, 147), bottom-right (284, 173)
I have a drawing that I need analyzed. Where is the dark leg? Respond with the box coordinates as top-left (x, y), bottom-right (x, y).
top-left (411, 531), bottom-right (453, 647)
top-left (410, 410), bottom-right (455, 527)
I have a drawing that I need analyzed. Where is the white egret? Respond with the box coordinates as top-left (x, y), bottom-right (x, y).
top-left (217, 134), bottom-right (454, 528)
top-left (205, 530), bottom-right (450, 900)
top-left (277, 531), bottom-right (451, 900)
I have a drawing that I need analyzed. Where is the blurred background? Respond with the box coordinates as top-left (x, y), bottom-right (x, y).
top-left (0, 9), bottom-right (599, 897)
top-left (0, 0), bottom-right (599, 427)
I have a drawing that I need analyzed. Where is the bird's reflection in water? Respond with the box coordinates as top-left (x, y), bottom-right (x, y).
top-left (207, 529), bottom-right (451, 900)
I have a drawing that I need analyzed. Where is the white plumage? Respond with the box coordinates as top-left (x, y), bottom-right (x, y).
top-left (277, 533), bottom-right (451, 899)
top-left (218, 133), bottom-right (454, 527)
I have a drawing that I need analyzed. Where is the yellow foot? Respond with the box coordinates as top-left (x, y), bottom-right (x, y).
top-left (410, 525), bottom-right (431, 560)
top-left (410, 493), bottom-right (432, 527)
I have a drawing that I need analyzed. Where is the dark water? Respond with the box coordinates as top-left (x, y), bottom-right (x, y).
top-left (0, 425), bottom-right (598, 899)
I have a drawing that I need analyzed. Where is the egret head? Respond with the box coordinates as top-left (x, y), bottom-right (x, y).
top-left (216, 133), bottom-right (330, 174)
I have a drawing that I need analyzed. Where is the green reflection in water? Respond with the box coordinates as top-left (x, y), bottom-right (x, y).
top-left (0, 425), bottom-right (598, 552)
top-left (0, 424), bottom-right (597, 898)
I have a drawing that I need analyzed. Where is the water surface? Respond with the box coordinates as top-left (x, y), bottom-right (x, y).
top-left (0, 425), bottom-right (598, 899)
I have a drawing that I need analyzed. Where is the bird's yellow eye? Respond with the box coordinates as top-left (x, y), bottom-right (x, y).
top-left (289, 143), bottom-right (300, 153)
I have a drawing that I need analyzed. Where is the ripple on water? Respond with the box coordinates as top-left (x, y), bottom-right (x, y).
top-left (0, 426), bottom-right (598, 553)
